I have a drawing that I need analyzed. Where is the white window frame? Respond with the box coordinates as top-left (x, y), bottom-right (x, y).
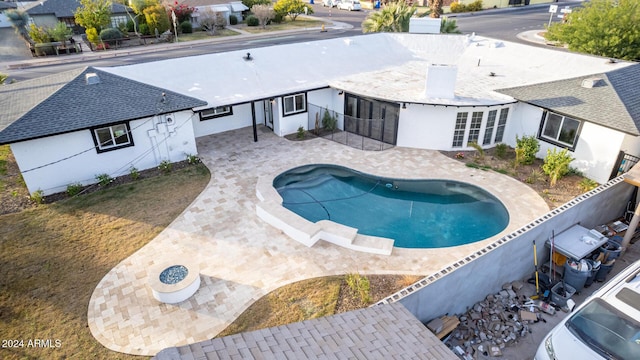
top-left (494, 108), bottom-right (509, 143)
top-left (483, 109), bottom-right (498, 145)
top-left (93, 123), bottom-right (133, 153)
top-left (111, 15), bottom-right (128, 29)
top-left (282, 93), bottom-right (306, 116)
top-left (467, 111), bottom-right (483, 144)
top-left (200, 106), bottom-right (233, 120)
top-left (538, 111), bottom-right (581, 150)
top-left (452, 112), bottom-right (468, 148)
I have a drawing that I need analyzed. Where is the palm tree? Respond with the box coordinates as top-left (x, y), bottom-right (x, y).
top-left (430, 0), bottom-right (443, 18)
top-left (440, 16), bottom-right (461, 34)
top-left (362, 2), bottom-right (417, 33)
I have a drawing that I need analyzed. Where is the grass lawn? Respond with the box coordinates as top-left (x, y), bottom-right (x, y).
top-left (177, 29), bottom-right (240, 42)
top-left (240, 17), bottom-right (325, 34)
top-left (0, 162), bottom-right (210, 360)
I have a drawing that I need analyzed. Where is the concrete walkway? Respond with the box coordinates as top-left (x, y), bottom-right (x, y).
top-left (87, 126), bottom-right (549, 356)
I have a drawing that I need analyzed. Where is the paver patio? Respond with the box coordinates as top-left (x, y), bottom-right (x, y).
top-left (88, 126), bottom-right (549, 356)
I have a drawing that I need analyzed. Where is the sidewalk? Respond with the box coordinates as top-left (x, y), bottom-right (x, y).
top-left (0, 17), bottom-right (352, 71)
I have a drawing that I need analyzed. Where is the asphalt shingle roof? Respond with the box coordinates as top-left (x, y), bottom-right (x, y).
top-left (27, 0), bottom-right (129, 17)
top-left (497, 63), bottom-right (640, 135)
top-left (0, 66), bottom-right (207, 145)
top-left (153, 302), bottom-right (457, 360)
top-left (0, 2), bottom-right (17, 10)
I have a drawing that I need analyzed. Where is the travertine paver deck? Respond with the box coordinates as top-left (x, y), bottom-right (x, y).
top-left (87, 126), bottom-right (549, 356)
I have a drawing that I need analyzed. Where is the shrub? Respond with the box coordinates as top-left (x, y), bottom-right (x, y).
top-left (525, 169), bottom-right (544, 184)
top-left (30, 189), bottom-right (44, 204)
top-left (66, 183), bottom-right (83, 196)
top-left (95, 173), bottom-right (113, 187)
top-left (449, 2), bottom-right (466, 13)
top-left (322, 109), bottom-right (337, 131)
top-left (271, 12), bottom-right (285, 24)
top-left (542, 148), bottom-right (574, 187)
top-left (139, 23), bottom-right (150, 35)
top-left (345, 273), bottom-right (371, 304)
top-left (159, 160), bottom-right (172, 174)
top-left (246, 15), bottom-right (259, 26)
top-left (117, 22), bottom-right (128, 36)
top-left (296, 125), bottom-right (305, 139)
top-left (515, 135), bottom-right (539, 165)
top-left (467, 0), bottom-right (483, 12)
top-left (126, 19), bottom-right (136, 32)
top-left (129, 166), bottom-right (140, 180)
top-left (579, 178), bottom-right (598, 192)
top-left (100, 28), bottom-right (123, 45)
top-left (180, 21), bottom-right (193, 33)
top-left (229, 14), bottom-right (238, 25)
top-left (186, 153), bottom-right (200, 164)
top-left (468, 142), bottom-right (484, 161)
top-left (495, 143), bottom-right (508, 159)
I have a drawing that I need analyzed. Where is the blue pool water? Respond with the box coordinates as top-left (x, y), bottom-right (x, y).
top-left (274, 164), bottom-right (509, 249)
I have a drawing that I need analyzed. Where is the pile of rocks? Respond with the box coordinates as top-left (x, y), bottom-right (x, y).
top-left (444, 281), bottom-right (552, 359)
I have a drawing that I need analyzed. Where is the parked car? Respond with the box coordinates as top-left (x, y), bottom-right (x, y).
top-left (337, 0), bottom-right (361, 11)
top-left (534, 259), bottom-right (640, 360)
top-left (322, 0), bottom-right (340, 7)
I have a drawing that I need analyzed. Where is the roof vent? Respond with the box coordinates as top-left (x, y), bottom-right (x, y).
top-left (581, 77), bottom-right (603, 89)
top-left (85, 73), bottom-right (100, 85)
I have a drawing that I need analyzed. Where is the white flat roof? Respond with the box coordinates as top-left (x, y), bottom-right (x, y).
top-left (101, 33), bottom-right (633, 108)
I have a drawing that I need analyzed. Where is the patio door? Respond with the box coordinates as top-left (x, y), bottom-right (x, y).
top-left (264, 100), bottom-right (274, 130)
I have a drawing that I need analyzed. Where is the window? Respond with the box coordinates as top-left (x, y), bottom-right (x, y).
top-left (494, 108), bottom-right (509, 143)
top-left (483, 110), bottom-right (497, 145)
top-left (200, 106), bottom-right (233, 120)
top-left (468, 111), bottom-right (483, 144)
top-left (92, 123), bottom-right (133, 153)
top-left (283, 93), bottom-right (306, 116)
top-left (111, 15), bottom-right (127, 29)
top-left (452, 112), bottom-right (468, 148)
top-left (539, 111), bottom-right (581, 149)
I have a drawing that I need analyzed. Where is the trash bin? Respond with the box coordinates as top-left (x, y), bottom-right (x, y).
top-left (563, 259), bottom-right (591, 292)
top-left (584, 260), bottom-right (600, 288)
top-left (600, 240), bottom-right (621, 261)
top-left (595, 259), bottom-right (616, 282)
top-left (551, 282), bottom-right (575, 307)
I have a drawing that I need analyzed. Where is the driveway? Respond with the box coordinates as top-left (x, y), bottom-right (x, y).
top-left (0, 27), bottom-right (32, 64)
top-left (87, 126), bottom-right (549, 356)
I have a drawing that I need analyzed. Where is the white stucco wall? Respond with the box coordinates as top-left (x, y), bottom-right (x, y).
top-left (502, 102), bottom-right (541, 149)
top-left (11, 111), bottom-right (198, 195)
top-left (192, 103), bottom-right (253, 137)
top-left (621, 134), bottom-right (640, 158)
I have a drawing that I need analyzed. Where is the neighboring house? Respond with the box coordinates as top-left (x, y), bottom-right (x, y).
top-left (0, 1), bottom-right (17, 28)
top-left (0, 66), bottom-right (206, 195)
top-left (183, 0), bottom-right (247, 25)
top-left (1, 33), bottom-right (638, 194)
top-left (26, 0), bottom-right (131, 33)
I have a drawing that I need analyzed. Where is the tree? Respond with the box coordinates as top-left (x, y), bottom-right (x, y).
top-left (167, 1), bottom-right (195, 23)
top-left (545, 0), bottom-right (640, 61)
top-left (143, 4), bottom-right (171, 34)
top-left (440, 16), bottom-right (460, 34)
top-left (199, 9), bottom-right (226, 34)
top-left (362, 2), bottom-right (416, 33)
top-left (5, 9), bottom-right (31, 43)
top-left (49, 22), bottom-right (73, 47)
top-left (429, 0), bottom-right (443, 18)
top-left (74, 0), bottom-right (112, 34)
top-left (252, 4), bottom-right (275, 29)
top-left (0, 73), bottom-right (8, 85)
top-left (242, 0), bottom-right (271, 9)
top-left (273, 0), bottom-right (313, 21)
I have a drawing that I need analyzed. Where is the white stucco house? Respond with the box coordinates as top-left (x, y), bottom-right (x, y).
top-left (183, 0), bottom-right (248, 26)
top-left (1, 33), bottom-right (639, 195)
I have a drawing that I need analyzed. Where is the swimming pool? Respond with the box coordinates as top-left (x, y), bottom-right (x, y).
top-left (274, 164), bottom-right (509, 248)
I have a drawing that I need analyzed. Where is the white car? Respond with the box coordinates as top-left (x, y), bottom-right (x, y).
top-left (535, 259), bottom-right (640, 360)
top-left (337, 0), bottom-right (361, 11)
top-left (322, 0), bottom-right (339, 7)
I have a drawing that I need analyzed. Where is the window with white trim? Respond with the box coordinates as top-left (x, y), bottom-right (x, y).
top-left (483, 110), bottom-right (497, 145)
top-left (200, 106), bottom-right (233, 120)
top-left (468, 111), bottom-right (483, 144)
top-left (494, 108), bottom-right (509, 143)
top-left (283, 93), bottom-right (306, 116)
top-left (538, 111), bottom-right (581, 149)
top-left (452, 112), bottom-right (468, 147)
top-left (111, 15), bottom-right (127, 29)
top-left (92, 123), bottom-right (133, 153)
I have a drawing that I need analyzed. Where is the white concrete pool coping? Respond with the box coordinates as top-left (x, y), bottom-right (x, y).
top-left (87, 126), bottom-right (550, 356)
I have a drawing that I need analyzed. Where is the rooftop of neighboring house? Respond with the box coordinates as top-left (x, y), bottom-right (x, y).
top-left (26, 0), bottom-right (130, 18)
top-left (0, 1), bottom-right (17, 10)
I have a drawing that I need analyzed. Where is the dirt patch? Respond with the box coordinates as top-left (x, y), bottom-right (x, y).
top-left (335, 275), bottom-right (424, 314)
top-left (440, 147), bottom-right (591, 209)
